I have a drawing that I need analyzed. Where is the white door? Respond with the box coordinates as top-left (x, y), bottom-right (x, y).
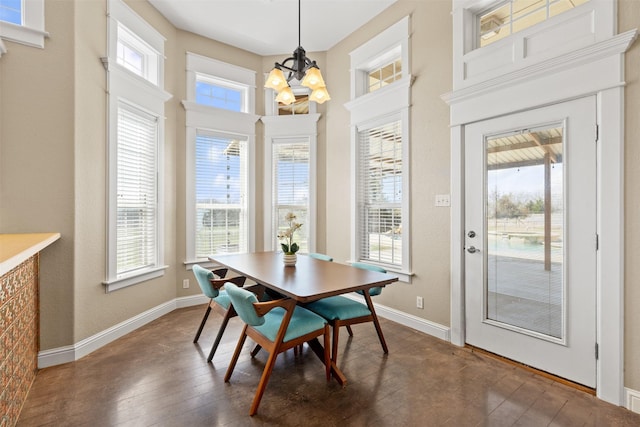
top-left (464, 96), bottom-right (597, 387)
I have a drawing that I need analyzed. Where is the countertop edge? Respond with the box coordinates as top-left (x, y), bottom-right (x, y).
top-left (0, 233), bottom-right (61, 276)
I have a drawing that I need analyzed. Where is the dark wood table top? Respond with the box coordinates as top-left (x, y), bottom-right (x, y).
top-left (208, 251), bottom-right (398, 303)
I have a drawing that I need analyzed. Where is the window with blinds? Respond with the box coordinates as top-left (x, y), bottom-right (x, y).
top-left (195, 132), bottom-right (248, 257)
top-left (116, 103), bottom-right (159, 276)
top-left (272, 140), bottom-right (310, 253)
top-left (357, 120), bottom-right (403, 266)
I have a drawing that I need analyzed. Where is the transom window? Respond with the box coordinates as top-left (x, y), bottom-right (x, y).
top-left (277, 93), bottom-right (309, 116)
top-left (368, 59), bottom-right (402, 93)
top-left (478, 0), bottom-right (590, 47)
top-left (195, 74), bottom-right (246, 112)
top-left (116, 23), bottom-right (159, 85)
top-left (0, 0), bottom-right (21, 24)
top-left (0, 0), bottom-right (46, 50)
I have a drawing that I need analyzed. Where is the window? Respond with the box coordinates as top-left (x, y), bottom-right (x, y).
top-left (272, 139), bottom-right (310, 253)
top-left (0, 0), bottom-right (21, 24)
top-left (345, 16), bottom-right (411, 279)
top-left (0, 0), bottom-right (46, 49)
top-left (195, 74), bottom-right (245, 112)
top-left (277, 93), bottom-right (310, 116)
top-left (478, 0), bottom-right (590, 47)
top-left (184, 53), bottom-right (258, 265)
top-left (116, 103), bottom-right (159, 276)
top-left (368, 59), bottom-right (402, 93)
top-left (357, 121), bottom-right (403, 266)
top-left (195, 132), bottom-right (248, 257)
top-left (105, 0), bottom-right (171, 291)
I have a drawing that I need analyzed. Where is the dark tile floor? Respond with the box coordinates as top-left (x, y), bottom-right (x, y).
top-left (17, 305), bottom-right (640, 426)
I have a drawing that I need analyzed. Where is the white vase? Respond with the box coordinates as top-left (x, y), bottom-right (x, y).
top-left (283, 253), bottom-right (297, 267)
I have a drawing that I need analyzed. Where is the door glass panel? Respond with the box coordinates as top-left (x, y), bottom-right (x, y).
top-left (485, 125), bottom-right (564, 339)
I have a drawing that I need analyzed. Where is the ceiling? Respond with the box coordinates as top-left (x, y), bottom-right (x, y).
top-left (148, 0), bottom-right (398, 56)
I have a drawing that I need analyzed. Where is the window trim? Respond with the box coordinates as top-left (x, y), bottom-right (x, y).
top-left (346, 15), bottom-right (412, 281)
top-left (0, 0), bottom-right (48, 50)
top-left (349, 16), bottom-right (410, 100)
top-left (183, 54), bottom-right (259, 265)
top-left (261, 115), bottom-right (319, 253)
top-left (104, 0), bottom-right (171, 292)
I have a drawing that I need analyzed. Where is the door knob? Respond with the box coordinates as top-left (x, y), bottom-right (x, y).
top-left (467, 246), bottom-right (477, 254)
top-left (467, 231), bottom-right (476, 238)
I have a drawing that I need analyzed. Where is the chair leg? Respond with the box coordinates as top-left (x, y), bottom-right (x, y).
top-left (363, 292), bottom-right (389, 354)
top-left (323, 325), bottom-right (331, 381)
top-left (249, 347), bottom-right (280, 416)
top-left (224, 325), bottom-right (248, 383)
top-left (250, 344), bottom-right (262, 357)
top-left (345, 325), bottom-right (354, 337)
top-left (207, 308), bottom-right (234, 363)
top-left (193, 304), bottom-right (212, 343)
top-left (331, 322), bottom-right (340, 367)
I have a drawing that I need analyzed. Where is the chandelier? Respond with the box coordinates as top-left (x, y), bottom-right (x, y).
top-left (264, 0), bottom-right (331, 105)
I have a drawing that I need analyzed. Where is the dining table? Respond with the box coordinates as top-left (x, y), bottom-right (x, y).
top-left (208, 251), bottom-right (399, 385)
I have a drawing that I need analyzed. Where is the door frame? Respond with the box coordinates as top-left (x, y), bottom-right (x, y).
top-left (443, 30), bottom-right (638, 405)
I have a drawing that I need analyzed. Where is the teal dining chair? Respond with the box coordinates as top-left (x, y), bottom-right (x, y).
top-left (223, 282), bottom-right (331, 416)
top-left (308, 252), bottom-right (334, 262)
top-left (192, 264), bottom-right (248, 363)
top-left (304, 262), bottom-right (389, 368)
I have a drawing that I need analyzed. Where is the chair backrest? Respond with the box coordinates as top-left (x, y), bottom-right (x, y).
top-left (308, 253), bottom-right (333, 262)
top-left (193, 264), bottom-right (219, 299)
top-left (352, 262), bottom-right (387, 296)
top-left (224, 283), bottom-right (266, 327)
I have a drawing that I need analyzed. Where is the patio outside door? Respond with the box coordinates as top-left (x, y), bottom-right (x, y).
top-left (464, 97), bottom-right (597, 387)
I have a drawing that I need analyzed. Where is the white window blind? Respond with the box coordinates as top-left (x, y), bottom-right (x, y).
top-left (272, 140), bottom-right (310, 253)
top-left (116, 103), bottom-right (159, 276)
top-left (358, 120), bottom-right (403, 266)
top-left (195, 132), bottom-right (248, 257)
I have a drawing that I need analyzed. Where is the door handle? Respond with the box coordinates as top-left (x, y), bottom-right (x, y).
top-left (467, 246), bottom-right (478, 254)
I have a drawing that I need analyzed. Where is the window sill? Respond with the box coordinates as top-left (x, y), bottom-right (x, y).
top-left (183, 259), bottom-right (224, 271)
top-left (0, 22), bottom-right (49, 49)
top-left (103, 265), bottom-right (169, 293)
top-left (347, 260), bottom-right (413, 283)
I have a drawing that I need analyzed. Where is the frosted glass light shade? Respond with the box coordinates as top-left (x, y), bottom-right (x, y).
top-left (309, 86), bottom-right (331, 104)
top-left (300, 67), bottom-right (326, 90)
top-left (265, 68), bottom-right (288, 92)
top-left (275, 86), bottom-right (296, 105)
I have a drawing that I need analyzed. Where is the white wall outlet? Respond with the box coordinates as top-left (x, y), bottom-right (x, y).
top-left (435, 194), bottom-right (450, 207)
top-left (416, 296), bottom-right (424, 309)
top-left (182, 279), bottom-right (190, 289)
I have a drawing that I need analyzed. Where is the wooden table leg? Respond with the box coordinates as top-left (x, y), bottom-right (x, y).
top-left (306, 338), bottom-right (347, 386)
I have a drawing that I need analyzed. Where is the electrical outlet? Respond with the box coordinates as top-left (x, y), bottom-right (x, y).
top-left (435, 194), bottom-right (450, 207)
top-left (416, 296), bottom-right (424, 309)
top-left (182, 279), bottom-right (190, 289)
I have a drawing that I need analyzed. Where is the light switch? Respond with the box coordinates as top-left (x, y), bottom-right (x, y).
top-left (435, 194), bottom-right (450, 207)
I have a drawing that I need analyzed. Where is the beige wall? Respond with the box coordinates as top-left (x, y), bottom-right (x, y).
top-left (620, 0), bottom-right (640, 391)
top-left (0, 0), bottom-right (76, 348)
top-left (2, 0), bottom-right (640, 395)
top-left (325, 0), bottom-right (453, 325)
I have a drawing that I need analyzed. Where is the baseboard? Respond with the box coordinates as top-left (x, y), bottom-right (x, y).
top-left (342, 294), bottom-right (450, 341)
top-left (38, 294), bottom-right (207, 369)
top-left (625, 387), bottom-right (640, 414)
top-left (38, 292), bottom-right (449, 369)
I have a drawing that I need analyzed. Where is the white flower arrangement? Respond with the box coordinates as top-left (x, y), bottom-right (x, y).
top-left (277, 212), bottom-right (302, 254)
